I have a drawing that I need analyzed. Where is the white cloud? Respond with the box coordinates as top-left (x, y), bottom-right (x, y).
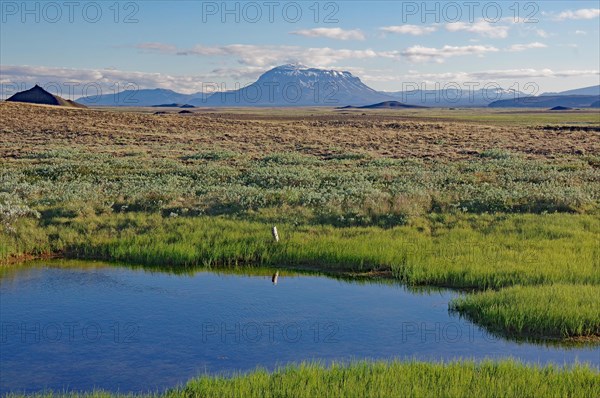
top-left (3, 64), bottom-right (599, 97)
top-left (507, 42), bottom-right (548, 52)
top-left (554, 8), bottom-right (600, 21)
top-left (380, 25), bottom-right (437, 36)
top-left (0, 65), bottom-right (215, 95)
top-left (203, 66), bottom-right (268, 81)
top-left (289, 28), bottom-right (365, 41)
top-left (535, 29), bottom-right (550, 38)
top-left (404, 69), bottom-right (599, 81)
top-left (135, 42), bottom-right (178, 53)
top-left (505, 17), bottom-right (533, 24)
top-left (575, 30), bottom-right (587, 35)
top-left (401, 45), bottom-right (499, 63)
top-left (134, 43), bottom-right (399, 67)
top-left (561, 44), bottom-right (579, 49)
top-left (445, 20), bottom-right (510, 38)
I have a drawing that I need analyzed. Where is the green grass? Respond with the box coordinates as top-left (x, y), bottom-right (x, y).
top-left (2, 212), bottom-right (598, 290)
top-left (6, 360), bottom-right (599, 398)
top-left (450, 284), bottom-right (600, 340)
top-left (2, 210), bottom-right (598, 340)
top-left (178, 360), bottom-right (600, 398)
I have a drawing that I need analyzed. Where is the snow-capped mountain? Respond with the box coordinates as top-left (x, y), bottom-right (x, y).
top-left (75, 65), bottom-right (598, 108)
top-left (191, 64), bottom-right (394, 107)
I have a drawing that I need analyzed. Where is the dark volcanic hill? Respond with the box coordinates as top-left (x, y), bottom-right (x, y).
top-left (360, 101), bottom-right (427, 109)
top-left (489, 95), bottom-right (600, 108)
top-left (152, 103), bottom-right (184, 107)
top-left (340, 101), bottom-right (427, 109)
top-left (152, 103), bottom-right (196, 108)
top-left (192, 64), bottom-right (394, 107)
top-left (7, 85), bottom-right (86, 108)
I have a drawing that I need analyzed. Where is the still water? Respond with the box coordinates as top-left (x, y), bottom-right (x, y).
top-left (1, 261), bottom-right (598, 393)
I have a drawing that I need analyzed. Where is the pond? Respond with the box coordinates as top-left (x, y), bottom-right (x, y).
top-left (1, 261), bottom-right (598, 394)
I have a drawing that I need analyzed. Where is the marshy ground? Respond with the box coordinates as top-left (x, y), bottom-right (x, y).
top-left (1, 102), bottom-right (599, 396)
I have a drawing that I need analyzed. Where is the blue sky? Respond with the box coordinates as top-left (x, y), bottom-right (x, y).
top-left (1, 1), bottom-right (599, 97)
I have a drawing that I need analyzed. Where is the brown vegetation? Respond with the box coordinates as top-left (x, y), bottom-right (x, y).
top-left (1, 102), bottom-right (598, 160)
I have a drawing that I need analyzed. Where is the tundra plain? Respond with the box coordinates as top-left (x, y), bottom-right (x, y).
top-left (1, 102), bottom-right (599, 396)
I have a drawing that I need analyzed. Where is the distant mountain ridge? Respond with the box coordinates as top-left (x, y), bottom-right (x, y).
top-left (78, 88), bottom-right (203, 107)
top-left (541, 85), bottom-right (600, 97)
top-left (385, 87), bottom-right (527, 107)
top-left (77, 64), bottom-right (393, 107)
top-left (488, 95), bottom-right (600, 108)
top-left (73, 66), bottom-right (600, 108)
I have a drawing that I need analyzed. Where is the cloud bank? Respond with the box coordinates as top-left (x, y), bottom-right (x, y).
top-left (290, 28), bottom-right (365, 40)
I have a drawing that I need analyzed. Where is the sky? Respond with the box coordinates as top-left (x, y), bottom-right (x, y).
top-left (1, 0), bottom-right (599, 98)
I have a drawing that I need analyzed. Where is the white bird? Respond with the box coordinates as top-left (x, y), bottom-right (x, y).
top-left (272, 271), bottom-right (279, 285)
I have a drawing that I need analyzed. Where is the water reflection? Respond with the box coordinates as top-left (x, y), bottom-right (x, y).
top-left (0, 260), bottom-right (598, 394)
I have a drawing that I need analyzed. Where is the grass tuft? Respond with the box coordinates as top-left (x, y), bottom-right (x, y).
top-left (450, 284), bottom-right (600, 339)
